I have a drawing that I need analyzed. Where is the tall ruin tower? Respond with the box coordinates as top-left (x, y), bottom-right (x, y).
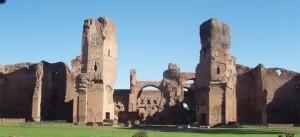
top-left (195, 18), bottom-right (237, 126)
top-left (74, 17), bottom-right (117, 123)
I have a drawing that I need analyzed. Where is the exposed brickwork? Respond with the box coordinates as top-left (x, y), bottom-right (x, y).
top-left (73, 17), bottom-right (117, 124)
top-left (0, 17), bottom-right (299, 126)
top-left (195, 18), bottom-right (237, 126)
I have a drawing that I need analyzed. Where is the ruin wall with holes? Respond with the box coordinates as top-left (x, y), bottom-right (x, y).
top-left (236, 64), bottom-right (300, 125)
top-left (113, 63), bottom-right (196, 125)
top-left (0, 62), bottom-right (74, 122)
top-left (0, 17), bottom-right (299, 125)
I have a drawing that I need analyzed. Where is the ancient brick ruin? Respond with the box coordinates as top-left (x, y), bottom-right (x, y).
top-left (195, 19), bottom-right (237, 126)
top-left (72, 17), bottom-right (117, 124)
top-left (0, 17), bottom-right (299, 126)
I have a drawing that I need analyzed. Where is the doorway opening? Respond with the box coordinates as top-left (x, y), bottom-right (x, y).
top-left (200, 113), bottom-right (207, 125)
top-left (105, 112), bottom-right (110, 119)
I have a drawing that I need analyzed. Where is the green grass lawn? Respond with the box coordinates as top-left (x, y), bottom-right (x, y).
top-left (0, 122), bottom-right (299, 137)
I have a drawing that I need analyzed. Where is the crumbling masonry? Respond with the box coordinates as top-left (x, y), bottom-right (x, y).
top-left (195, 19), bottom-right (237, 126)
top-left (0, 17), bottom-right (299, 126)
top-left (72, 17), bottom-right (117, 124)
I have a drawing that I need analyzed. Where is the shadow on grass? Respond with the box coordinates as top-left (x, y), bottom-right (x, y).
top-left (120, 125), bottom-right (285, 135)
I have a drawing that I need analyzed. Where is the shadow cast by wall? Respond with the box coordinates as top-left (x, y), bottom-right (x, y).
top-left (0, 64), bottom-right (36, 121)
top-left (121, 125), bottom-right (283, 135)
top-left (267, 74), bottom-right (300, 124)
top-left (236, 65), bottom-right (300, 125)
top-left (0, 62), bottom-right (73, 122)
top-left (41, 61), bottom-right (73, 122)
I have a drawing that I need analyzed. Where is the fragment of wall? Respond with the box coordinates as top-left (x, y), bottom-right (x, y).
top-left (263, 68), bottom-right (300, 124)
top-left (236, 64), bottom-right (261, 124)
top-left (41, 62), bottom-right (73, 122)
top-left (236, 64), bottom-right (300, 124)
top-left (113, 89), bottom-right (129, 122)
top-left (0, 63), bottom-right (36, 120)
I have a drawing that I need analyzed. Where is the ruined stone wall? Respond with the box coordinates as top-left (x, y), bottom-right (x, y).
top-left (183, 89), bottom-right (196, 110)
top-left (71, 56), bottom-right (82, 74)
top-left (74, 17), bottom-right (117, 123)
top-left (127, 64), bottom-right (196, 124)
top-left (263, 68), bottom-right (300, 124)
top-left (0, 63), bottom-right (36, 120)
top-left (65, 69), bottom-right (76, 104)
top-left (136, 90), bottom-right (162, 123)
top-left (159, 64), bottom-right (192, 124)
top-left (128, 69), bottom-right (162, 112)
top-left (41, 62), bottom-right (73, 122)
top-left (195, 18), bottom-right (237, 126)
top-left (31, 63), bottom-right (43, 121)
top-left (113, 89), bottom-right (129, 120)
top-left (236, 64), bottom-right (300, 124)
top-left (236, 64), bottom-right (262, 124)
top-left (0, 62), bottom-right (74, 122)
top-left (2, 17), bottom-right (299, 126)
top-left (161, 63), bottom-right (183, 107)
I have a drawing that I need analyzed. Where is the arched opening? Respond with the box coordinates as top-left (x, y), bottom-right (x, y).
top-left (137, 85), bottom-right (163, 123)
top-left (184, 79), bottom-right (195, 89)
top-left (105, 112), bottom-right (110, 119)
top-left (183, 87), bottom-right (196, 124)
top-left (185, 79), bottom-right (194, 85)
top-left (94, 62), bottom-right (97, 72)
top-left (141, 86), bottom-right (158, 91)
top-left (108, 49), bottom-right (111, 56)
top-left (275, 69), bottom-right (283, 76)
top-left (183, 79), bottom-right (196, 124)
top-left (217, 67), bottom-right (221, 74)
top-left (183, 79), bottom-right (196, 109)
top-left (183, 87), bottom-right (195, 108)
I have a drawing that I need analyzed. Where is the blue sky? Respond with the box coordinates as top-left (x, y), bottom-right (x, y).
top-left (0, 0), bottom-right (299, 89)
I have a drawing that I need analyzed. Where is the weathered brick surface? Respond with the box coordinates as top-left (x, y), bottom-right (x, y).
top-left (0, 17), bottom-right (299, 126)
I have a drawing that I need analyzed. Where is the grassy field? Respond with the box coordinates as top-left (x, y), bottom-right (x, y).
top-left (0, 122), bottom-right (299, 137)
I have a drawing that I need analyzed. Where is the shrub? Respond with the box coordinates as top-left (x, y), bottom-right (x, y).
top-left (285, 132), bottom-right (295, 137)
top-left (132, 131), bottom-right (148, 137)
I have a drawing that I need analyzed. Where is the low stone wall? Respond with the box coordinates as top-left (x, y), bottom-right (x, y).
top-left (0, 118), bottom-right (25, 123)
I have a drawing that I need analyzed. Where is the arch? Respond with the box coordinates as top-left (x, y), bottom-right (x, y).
top-left (187, 78), bottom-right (196, 81)
top-left (217, 67), bottom-right (221, 74)
top-left (185, 79), bottom-right (195, 84)
top-left (108, 49), bottom-right (111, 56)
top-left (184, 79), bottom-right (195, 89)
top-left (133, 81), bottom-right (161, 94)
top-left (142, 86), bottom-right (159, 90)
top-left (94, 62), bottom-right (97, 72)
top-left (139, 84), bottom-right (160, 91)
top-left (181, 72), bottom-right (196, 89)
top-left (137, 85), bottom-right (161, 98)
top-left (136, 84), bottom-right (163, 122)
top-left (128, 80), bottom-right (161, 113)
top-left (180, 72), bottom-right (195, 81)
top-left (275, 69), bottom-right (283, 76)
